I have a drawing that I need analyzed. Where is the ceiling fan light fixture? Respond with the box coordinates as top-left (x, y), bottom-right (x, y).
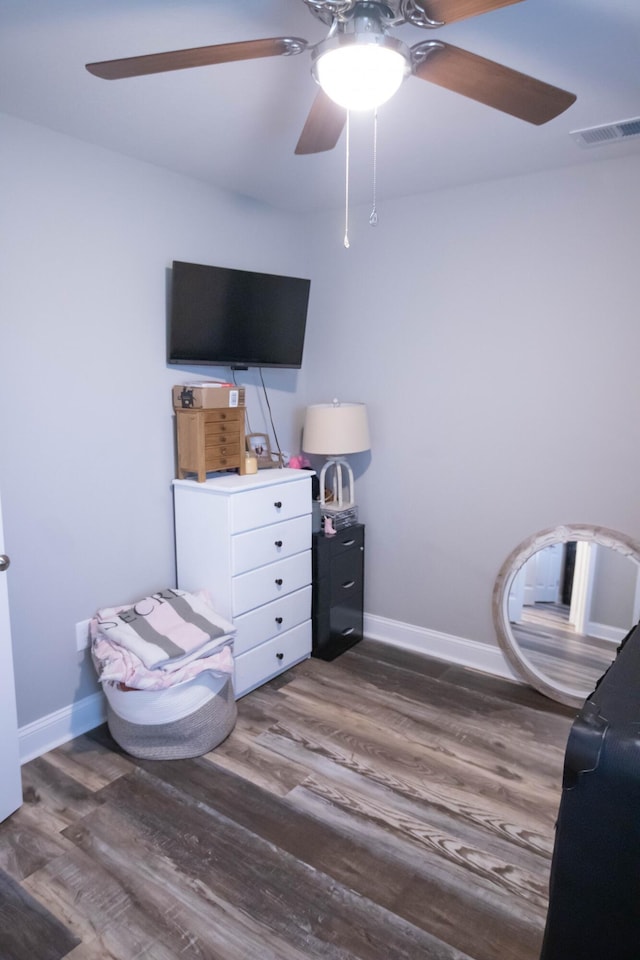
top-left (312, 34), bottom-right (409, 111)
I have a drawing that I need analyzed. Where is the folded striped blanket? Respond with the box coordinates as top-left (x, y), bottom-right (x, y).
top-left (92, 634), bottom-right (234, 690)
top-left (92, 588), bottom-right (235, 670)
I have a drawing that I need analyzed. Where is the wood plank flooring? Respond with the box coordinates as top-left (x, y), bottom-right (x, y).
top-left (512, 602), bottom-right (618, 689)
top-left (0, 641), bottom-right (575, 960)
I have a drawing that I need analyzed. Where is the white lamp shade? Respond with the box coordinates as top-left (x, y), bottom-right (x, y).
top-left (302, 402), bottom-right (370, 456)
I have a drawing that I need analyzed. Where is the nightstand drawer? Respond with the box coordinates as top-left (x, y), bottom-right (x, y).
top-left (331, 601), bottom-right (363, 640)
top-left (232, 550), bottom-right (312, 616)
top-left (230, 478), bottom-right (312, 533)
top-left (233, 586), bottom-right (312, 656)
top-left (313, 525), bottom-right (364, 580)
top-left (234, 620), bottom-right (311, 698)
top-left (232, 515), bottom-right (312, 574)
top-left (330, 550), bottom-right (364, 605)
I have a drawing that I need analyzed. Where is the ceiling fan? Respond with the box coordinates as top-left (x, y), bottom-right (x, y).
top-left (86, 0), bottom-right (576, 156)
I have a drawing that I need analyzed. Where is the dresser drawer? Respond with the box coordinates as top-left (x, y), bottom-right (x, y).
top-left (232, 551), bottom-right (311, 616)
top-left (233, 585), bottom-right (312, 656)
top-left (232, 515), bottom-right (312, 575)
top-left (233, 586), bottom-right (311, 657)
top-left (230, 477), bottom-right (311, 533)
top-left (233, 620), bottom-right (311, 698)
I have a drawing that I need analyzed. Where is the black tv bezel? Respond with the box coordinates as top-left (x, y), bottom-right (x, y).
top-left (167, 260), bottom-right (310, 370)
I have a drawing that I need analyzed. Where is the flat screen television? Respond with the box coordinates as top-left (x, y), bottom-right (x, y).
top-left (168, 260), bottom-right (310, 369)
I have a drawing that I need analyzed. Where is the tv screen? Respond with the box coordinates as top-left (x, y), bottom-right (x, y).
top-left (168, 260), bottom-right (310, 369)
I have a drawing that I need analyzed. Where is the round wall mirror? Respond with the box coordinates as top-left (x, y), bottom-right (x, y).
top-left (492, 524), bottom-right (640, 707)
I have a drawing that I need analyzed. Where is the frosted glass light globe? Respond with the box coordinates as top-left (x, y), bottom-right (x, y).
top-left (315, 42), bottom-right (408, 111)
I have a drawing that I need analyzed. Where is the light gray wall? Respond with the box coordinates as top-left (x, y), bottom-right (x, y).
top-left (0, 112), bottom-right (312, 727)
top-left (591, 546), bottom-right (638, 631)
top-left (301, 154), bottom-right (640, 649)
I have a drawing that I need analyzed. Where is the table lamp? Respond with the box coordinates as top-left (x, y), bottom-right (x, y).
top-left (302, 400), bottom-right (370, 510)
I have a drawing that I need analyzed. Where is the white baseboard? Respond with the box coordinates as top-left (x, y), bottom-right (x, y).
top-left (363, 612), bottom-right (522, 683)
top-left (18, 616), bottom-right (519, 764)
top-left (19, 690), bottom-right (107, 765)
top-left (587, 620), bottom-right (626, 645)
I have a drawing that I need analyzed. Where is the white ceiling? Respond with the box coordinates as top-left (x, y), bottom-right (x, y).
top-left (1, 0), bottom-right (639, 214)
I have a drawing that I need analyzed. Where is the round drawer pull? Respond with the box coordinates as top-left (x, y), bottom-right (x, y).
top-left (275, 578), bottom-right (283, 586)
top-left (342, 580), bottom-right (356, 590)
top-left (276, 652), bottom-right (284, 661)
top-left (274, 500), bottom-right (282, 509)
top-left (342, 627), bottom-right (355, 637)
top-left (275, 616), bottom-right (283, 624)
top-left (274, 540), bottom-right (283, 548)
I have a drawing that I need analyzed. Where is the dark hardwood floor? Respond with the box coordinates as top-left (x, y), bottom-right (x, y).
top-left (0, 641), bottom-right (575, 960)
top-left (513, 602), bottom-right (619, 689)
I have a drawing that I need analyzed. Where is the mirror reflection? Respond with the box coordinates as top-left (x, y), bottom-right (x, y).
top-left (493, 525), bottom-right (640, 707)
top-left (509, 542), bottom-right (639, 690)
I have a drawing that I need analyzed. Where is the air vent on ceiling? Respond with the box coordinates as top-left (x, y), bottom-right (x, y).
top-left (571, 117), bottom-right (640, 148)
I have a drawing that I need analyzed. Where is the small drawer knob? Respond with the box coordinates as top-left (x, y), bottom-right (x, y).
top-left (274, 500), bottom-right (282, 509)
top-left (275, 578), bottom-right (283, 586)
top-left (275, 540), bottom-right (283, 548)
top-left (275, 616), bottom-right (283, 624)
top-left (276, 652), bottom-right (284, 661)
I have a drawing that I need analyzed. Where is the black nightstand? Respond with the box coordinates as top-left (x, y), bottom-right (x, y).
top-left (312, 523), bottom-right (364, 660)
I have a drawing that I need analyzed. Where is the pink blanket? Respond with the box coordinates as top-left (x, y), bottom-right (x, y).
top-left (91, 588), bottom-right (235, 670)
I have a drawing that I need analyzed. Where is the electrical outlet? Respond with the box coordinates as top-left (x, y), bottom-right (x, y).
top-left (75, 619), bottom-right (91, 652)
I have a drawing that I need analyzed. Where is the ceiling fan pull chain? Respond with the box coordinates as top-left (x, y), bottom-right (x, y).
top-left (344, 110), bottom-right (351, 249)
top-left (370, 107), bottom-right (378, 227)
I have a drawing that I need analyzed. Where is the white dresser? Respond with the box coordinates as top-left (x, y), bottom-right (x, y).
top-left (173, 468), bottom-right (313, 698)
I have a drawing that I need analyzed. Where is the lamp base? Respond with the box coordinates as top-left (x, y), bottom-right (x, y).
top-left (319, 458), bottom-right (355, 510)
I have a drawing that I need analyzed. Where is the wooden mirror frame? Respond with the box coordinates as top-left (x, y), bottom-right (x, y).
top-left (492, 524), bottom-right (640, 708)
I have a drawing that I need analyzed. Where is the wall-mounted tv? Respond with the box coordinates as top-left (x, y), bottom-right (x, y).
top-left (168, 260), bottom-right (310, 369)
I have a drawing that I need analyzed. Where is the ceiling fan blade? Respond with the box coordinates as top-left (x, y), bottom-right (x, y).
top-left (295, 90), bottom-right (346, 155)
top-left (86, 37), bottom-right (308, 80)
top-left (413, 0), bottom-right (524, 26)
top-left (413, 42), bottom-right (576, 124)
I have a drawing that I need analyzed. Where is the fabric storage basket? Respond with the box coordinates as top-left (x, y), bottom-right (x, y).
top-left (104, 671), bottom-right (237, 760)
